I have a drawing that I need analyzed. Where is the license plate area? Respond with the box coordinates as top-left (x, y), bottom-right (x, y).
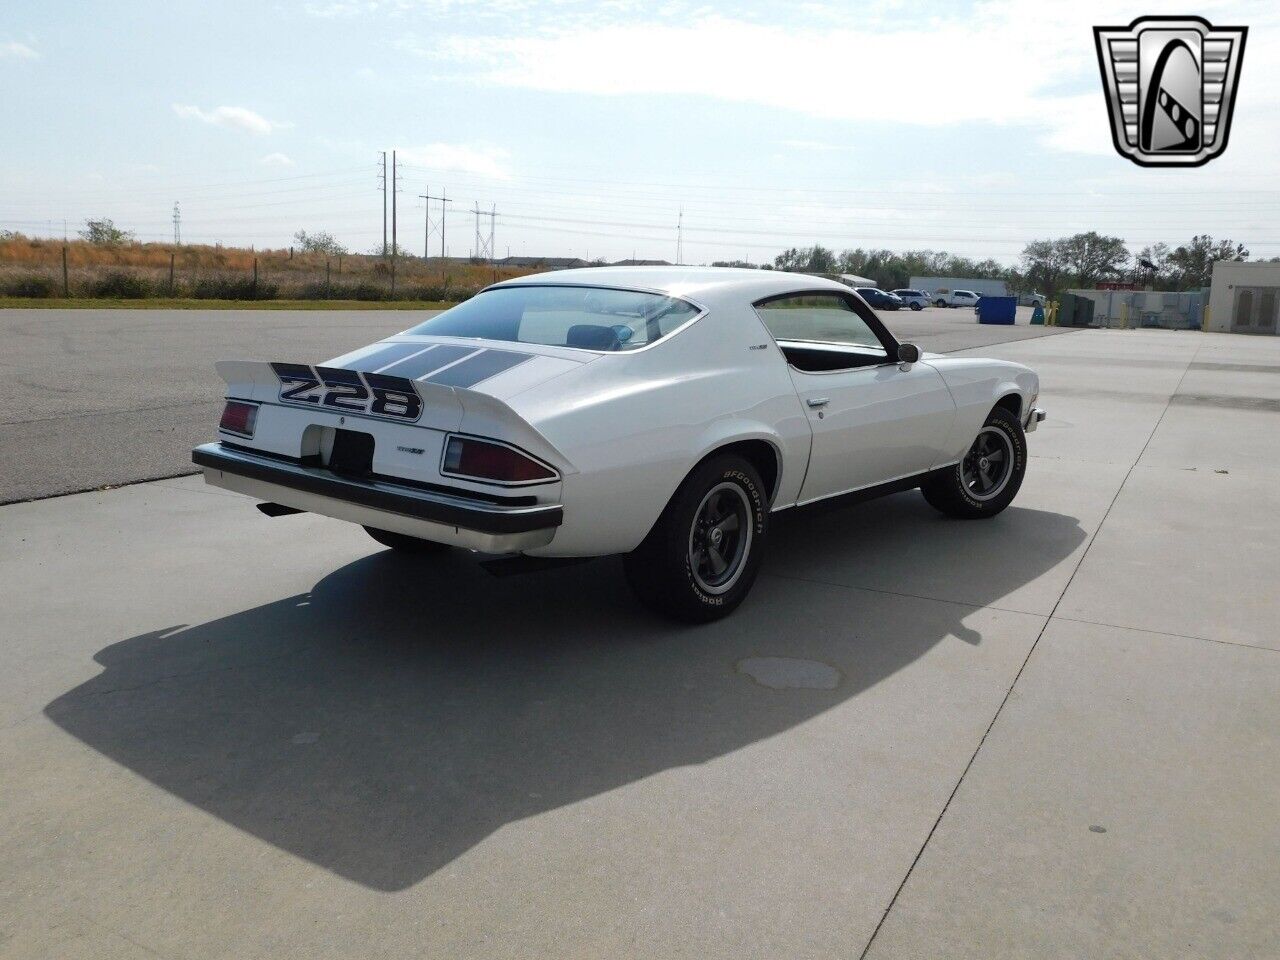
top-left (326, 428), bottom-right (374, 478)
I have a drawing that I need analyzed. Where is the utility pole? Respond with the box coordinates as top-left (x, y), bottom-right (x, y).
top-left (676, 207), bottom-right (683, 265)
top-left (172, 202), bottom-right (181, 246)
top-left (390, 150), bottom-right (398, 294)
top-left (378, 151), bottom-right (387, 256)
top-left (420, 187), bottom-right (452, 259)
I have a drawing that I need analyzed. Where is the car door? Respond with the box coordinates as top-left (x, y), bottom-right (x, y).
top-left (755, 291), bottom-right (956, 504)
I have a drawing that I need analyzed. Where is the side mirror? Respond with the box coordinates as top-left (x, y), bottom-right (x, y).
top-left (897, 342), bottom-right (921, 364)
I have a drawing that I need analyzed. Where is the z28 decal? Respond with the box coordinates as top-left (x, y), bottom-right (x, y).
top-left (270, 362), bottom-right (423, 422)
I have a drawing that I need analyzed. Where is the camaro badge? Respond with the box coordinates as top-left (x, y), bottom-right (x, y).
top-left (1093, 15), bottom-right (1247, 167)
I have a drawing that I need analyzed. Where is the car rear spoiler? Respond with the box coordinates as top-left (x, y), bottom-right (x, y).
top-left (214, 359), bottom-right (576, 475)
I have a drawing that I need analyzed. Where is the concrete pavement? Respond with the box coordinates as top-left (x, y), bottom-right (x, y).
top-left (1, 326), bottom-right (1276, 958)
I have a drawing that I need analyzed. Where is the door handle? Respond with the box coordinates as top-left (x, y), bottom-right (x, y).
top-left (806, 397), bottom-right (830, 408)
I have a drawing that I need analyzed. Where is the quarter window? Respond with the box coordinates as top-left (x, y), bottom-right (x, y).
top-left (755, 293), bottom-right (886, 353)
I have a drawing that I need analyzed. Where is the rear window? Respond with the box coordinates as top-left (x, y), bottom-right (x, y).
top-left (404, 285), bottom-right (700, 352)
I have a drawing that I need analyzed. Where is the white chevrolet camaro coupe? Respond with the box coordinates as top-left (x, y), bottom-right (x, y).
top-left (194, 267), bottom-right (1045, 621)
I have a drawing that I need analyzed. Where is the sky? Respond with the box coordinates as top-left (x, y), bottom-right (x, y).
top-left (2, 0), bottom-right (1278, 265)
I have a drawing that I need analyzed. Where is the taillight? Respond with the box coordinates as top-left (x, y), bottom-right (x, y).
top-left (442, 436), bottom-right (556, 484)
top-left (219, 400), bottom-right (258, 437)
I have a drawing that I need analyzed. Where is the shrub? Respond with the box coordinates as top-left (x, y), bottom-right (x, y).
top-left (87, 270), bottom-right (153, 298)
top-left (1, 273), bottom-right (57, 297)
top-left (192, 275), bottom-right (279, 300)
top-left (349, 281), bottom-right (386, 301)
top-left (294, 282), bottom-right (333, 300)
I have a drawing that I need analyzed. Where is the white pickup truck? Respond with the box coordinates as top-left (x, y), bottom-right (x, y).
top-left (932, 289), bottom-right (982, 309)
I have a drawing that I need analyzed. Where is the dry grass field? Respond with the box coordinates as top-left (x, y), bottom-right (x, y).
top-left (0, 235), bottom-right (535, 303)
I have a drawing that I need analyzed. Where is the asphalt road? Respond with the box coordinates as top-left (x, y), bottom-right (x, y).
top-left (3, 327), bottom-right (1275, 958)
top-left (0, 305), bottom-right (1065, 504)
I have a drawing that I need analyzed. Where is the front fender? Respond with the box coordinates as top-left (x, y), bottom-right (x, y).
top-left (927, 360), bottom-right (1039, 461)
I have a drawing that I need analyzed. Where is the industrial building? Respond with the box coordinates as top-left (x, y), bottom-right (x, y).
top-left (1207, 261), bottom-right (1280, 335)
top-left (909, 276), bottom-right (1009, 298)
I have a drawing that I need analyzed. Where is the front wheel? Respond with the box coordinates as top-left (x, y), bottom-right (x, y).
top-left (910, 301), bottom-right (923, 311)
top-left (921, 406), bottom-right (1027, 518)
top-left (624, 454), bottom-right (767, 622)
top-left (935, 299), bottom-right (947, 308)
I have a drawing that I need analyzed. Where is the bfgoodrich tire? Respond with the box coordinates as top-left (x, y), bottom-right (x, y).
top-left (624, 454), bottom-right (768, 623)
top-left (364, 526), bottom-right (451, 553)
top-left (922, 405), bottom-right (1027, 519)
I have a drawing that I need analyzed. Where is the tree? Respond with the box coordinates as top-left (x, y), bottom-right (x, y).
top-left (294, 230), bottom-right (348, 256)
top-left (1019, 238), bottom-right (1072, 298)
top-left (78, 218), bottom-right (134, 245)
top-left (1058, 231), bottom-right (1129, 287)
top-left (774, 244), bottom-right (836, 273)
top-left (1165, 235), bottom-right (1248, 290)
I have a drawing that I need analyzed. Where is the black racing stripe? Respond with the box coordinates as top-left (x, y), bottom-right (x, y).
top-left (423, 350), bottom-right (532, 388)
top-left (409, 345), bottom-right (479, 380)
top-left (336, 342), bottom-right (424, 372)
top-left (374, 344), bottom-right (440, 375)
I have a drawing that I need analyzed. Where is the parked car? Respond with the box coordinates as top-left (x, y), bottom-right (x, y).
top-left (934, 289), bottom-right (982, 308)
top-left (193, 267), bottom-right (1044, 622)
top-left (1019, 291), bottom-right (1046, 308)
top-left (854, 287), bottom-right (903, 310)
top-left (891, 289), bottom-right (930, 311)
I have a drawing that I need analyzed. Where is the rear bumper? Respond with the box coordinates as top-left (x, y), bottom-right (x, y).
top-left (192, 442), bottom-right (562, 553)
top-left (1025, 407), bottom-right (1047, 433)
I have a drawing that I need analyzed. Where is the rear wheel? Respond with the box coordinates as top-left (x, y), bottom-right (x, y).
top-left (935, 299), bottom-right (947, 308)
top-left (922, 406), bottom-right (1026, 518)
top-left (624, 454), bottom-right (767, 622)
top-left (363, 526), bottom-right (451, 553)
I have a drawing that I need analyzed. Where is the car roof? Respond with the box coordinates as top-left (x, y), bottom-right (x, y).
top-left (487, 265), bottom-right (852, 307)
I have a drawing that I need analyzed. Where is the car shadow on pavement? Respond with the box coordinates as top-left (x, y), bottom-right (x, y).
top-left (44, 493), bottom-right (1085, 892)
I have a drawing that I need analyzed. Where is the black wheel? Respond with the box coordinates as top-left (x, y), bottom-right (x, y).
top-left (935, 299), bottom-right (947, 308)
top-left (624, 454), bottom-right (767, 622)
top-left (363, 525), bottom-right (451, 553)
top-left (922, 406), bottom-right (1027, 519)
top-left (910, 301), bottom-right (923, 311)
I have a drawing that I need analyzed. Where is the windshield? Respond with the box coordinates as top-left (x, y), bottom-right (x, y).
top-left (404, 285), bottom-right (701, 352)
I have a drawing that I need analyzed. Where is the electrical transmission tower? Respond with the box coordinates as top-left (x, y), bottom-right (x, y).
top-left (473, 202), bottom-right (497, 262)
top-left (419, 187), bottom-right (452, 259)
top-left (172, 202), bottom-right (181, 245)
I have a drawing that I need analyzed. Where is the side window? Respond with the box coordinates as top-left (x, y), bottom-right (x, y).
top-left (756, 293), bottom-right (887, 353)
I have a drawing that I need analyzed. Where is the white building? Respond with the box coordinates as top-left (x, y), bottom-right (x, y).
top-left (1207, 261), bottom-right (1280, 335)
top-left (909, 276), bottom-right (1009, 298)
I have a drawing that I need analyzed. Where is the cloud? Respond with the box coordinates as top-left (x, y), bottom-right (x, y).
top-left (397, 143), bottom-right (512, 180)
top-left (172, 104), bottom-right (289, 135)
top-left (778, 139), bottom-right (842, 152)
top-left (417, 0), bottom-right (1280, 157)
top-left (259, 152), bottom-right (295, 166)
top-left (1, 40), bottom-right (39, 60)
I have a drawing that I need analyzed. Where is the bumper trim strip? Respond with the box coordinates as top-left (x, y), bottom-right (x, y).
top-left (192, 443), bottom-right (561, 535)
